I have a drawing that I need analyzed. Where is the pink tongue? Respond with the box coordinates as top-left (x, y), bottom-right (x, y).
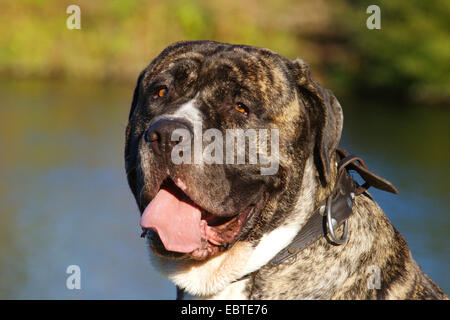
top-left (140, 189), bottom-right (202, 253)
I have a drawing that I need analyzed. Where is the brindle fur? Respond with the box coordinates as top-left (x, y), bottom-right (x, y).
top-left (247, 153), bottom-right (447, 299)
top-left (125, 40), bottom-right (447, 300)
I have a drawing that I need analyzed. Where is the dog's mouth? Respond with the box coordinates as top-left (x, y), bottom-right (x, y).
top-left (140, 178), bottom-right (257, 260)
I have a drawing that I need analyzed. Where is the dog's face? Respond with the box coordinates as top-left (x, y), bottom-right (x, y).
top-left (125, 41), bottom-right (343, 263)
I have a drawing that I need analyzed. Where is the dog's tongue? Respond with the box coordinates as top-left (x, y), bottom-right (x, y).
top-left (140, 188), bottom-right (202, 253)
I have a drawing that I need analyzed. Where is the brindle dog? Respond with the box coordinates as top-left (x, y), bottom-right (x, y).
top-left (125, 40), bottom-right (447, 299)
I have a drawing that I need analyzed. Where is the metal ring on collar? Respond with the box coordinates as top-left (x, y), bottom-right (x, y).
top-left (326, 196), bottom-right (349, 245)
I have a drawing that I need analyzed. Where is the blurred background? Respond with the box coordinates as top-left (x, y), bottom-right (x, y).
top-left (0, 0), bottom-right (448, 299)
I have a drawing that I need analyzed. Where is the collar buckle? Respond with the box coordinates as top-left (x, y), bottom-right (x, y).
top-left (326, 193), bottom-right (349, 245)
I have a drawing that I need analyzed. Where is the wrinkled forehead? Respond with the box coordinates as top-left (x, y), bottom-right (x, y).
top-left (201, 51), bottom-right (292, 99)
top-left (142, 44), bottom-right (293, 99)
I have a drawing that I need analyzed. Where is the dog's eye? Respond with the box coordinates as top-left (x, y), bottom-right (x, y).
top-left (234, 103), bottom-right (249, 116)
top-left (151, 87), bottom-right (168, 101)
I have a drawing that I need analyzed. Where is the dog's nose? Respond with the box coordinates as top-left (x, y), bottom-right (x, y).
top-left (145, 119), bottom-right (190, 156)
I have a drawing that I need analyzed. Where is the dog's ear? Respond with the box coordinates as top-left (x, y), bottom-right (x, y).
top-left (291, 58), bottom-right (343, 186)
top-left (129, 69), bottom-right (146, 121)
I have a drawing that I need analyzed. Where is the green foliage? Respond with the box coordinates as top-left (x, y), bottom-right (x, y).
top-left (330, 0), bottom-right (450, 103)
top-left (0, 0), bottom-right (448, 104)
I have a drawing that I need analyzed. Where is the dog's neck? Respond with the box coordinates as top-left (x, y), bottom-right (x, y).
top-left (202, 154), bottom-right (340, 299)
top-left (207, 152), bottom-right (398, 300)
top-left (237, 159), bottom-right (401, 299)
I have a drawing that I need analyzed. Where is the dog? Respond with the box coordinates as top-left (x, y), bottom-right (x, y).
top-left (124, 40), bottom-right (447, 299)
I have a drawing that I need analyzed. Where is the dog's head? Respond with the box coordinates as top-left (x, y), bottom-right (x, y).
top-left (125, 41), bottom-right (343, 264)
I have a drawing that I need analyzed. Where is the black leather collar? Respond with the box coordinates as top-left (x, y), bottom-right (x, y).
top-left (268, 148), bottom-right (398, 266)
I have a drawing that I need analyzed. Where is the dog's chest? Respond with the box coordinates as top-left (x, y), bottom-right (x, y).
top-left (207, 279), bottom-right (250, 299)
